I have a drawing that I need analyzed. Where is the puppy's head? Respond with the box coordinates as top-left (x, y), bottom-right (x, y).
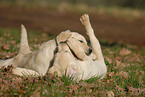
top-left (69, 32), bottom-right (92, 56)
top-left (57, 31), bottom-right (92, 56)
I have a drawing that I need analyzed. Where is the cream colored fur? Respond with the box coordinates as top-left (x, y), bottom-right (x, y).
top-left (0, 14), bottom-right (107, 80)
top-left (49, 14), bottom-right (107, 81)
top-left (0, 25), bottom-right (73, 76)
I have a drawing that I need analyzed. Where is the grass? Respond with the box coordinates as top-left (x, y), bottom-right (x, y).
top-left (0, 27), bottom-right (144, 96)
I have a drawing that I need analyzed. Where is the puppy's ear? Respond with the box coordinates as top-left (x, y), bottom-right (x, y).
top-left (56, 30), bottom-right (72, 44)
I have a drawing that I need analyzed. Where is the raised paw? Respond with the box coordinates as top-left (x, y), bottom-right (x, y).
top-left (80, 14), bottom-right (90, 26)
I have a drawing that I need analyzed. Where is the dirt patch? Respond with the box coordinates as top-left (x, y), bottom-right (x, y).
top-left (0, 6), bottom-right (145, 46)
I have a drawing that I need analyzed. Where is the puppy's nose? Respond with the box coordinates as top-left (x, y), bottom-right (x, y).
top-left (86, 48), bottom-right (92, 56)
top-left (89, 48), bottom-right (92, 54)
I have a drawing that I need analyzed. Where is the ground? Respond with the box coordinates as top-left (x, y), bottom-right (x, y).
top-left (0, 6), bottom-right (145, 46)
top-left (0, 5), bottom-right (145, 96)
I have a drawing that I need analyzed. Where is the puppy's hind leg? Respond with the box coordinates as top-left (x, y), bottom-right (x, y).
top-left (19, 25), bottom-right (31, 54)
top-left (0, 25), bottom-right (30, 68)
top-left (80, 14), bottom-right (105, 64)
top-left (49, 43), bottom-right (79, 78)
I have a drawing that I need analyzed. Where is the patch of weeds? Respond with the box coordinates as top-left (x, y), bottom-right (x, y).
top-left (85, 76), bottom-right (101, 83)
top-left (0, 27), bottom-right (144, 96)
top-left (60, 75), bottom-right (76, 86)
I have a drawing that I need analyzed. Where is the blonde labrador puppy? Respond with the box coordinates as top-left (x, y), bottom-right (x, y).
top-left (0, 25), bottom-right (74, 76)
top-left (49, 14), bottom-right (107, 81)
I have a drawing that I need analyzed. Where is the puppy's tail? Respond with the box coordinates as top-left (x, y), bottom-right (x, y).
top-left (0, 58), bottom-right (14, 68)
top-left (19, 24), bottom-right (31, 54)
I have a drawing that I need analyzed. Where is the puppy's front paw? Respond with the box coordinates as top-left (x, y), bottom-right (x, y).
top-left (80, 14), bottom-right (90, 26)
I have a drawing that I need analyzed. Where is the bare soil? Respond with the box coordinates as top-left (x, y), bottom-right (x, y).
top-left (0, 6), bottom-right (145, 46)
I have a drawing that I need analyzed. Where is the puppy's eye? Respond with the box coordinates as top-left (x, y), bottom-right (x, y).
top-left (79, 40), bottom-right (83, 43)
